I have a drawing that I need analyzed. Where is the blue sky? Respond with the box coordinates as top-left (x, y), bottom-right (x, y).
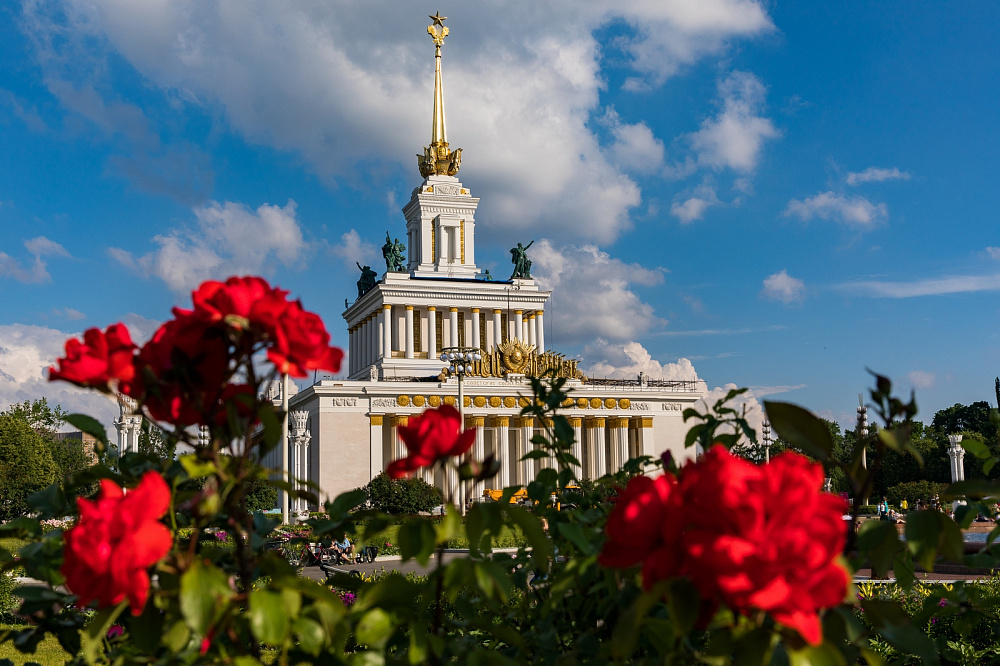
top-left (2, 1), bottom-right (999, 432)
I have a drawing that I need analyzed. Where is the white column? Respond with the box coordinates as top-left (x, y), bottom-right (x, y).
top-left (391, 416), bottom-right (408, 461)
top-left (471, 416), bottom-right (486, 499)
top-left (382, 305), bottom-right (392, 359)
top-left (449, 307), bottom-right (459, 348)
top-left (570, 417), bottom-right (583, 477)
top-left (471, 308), bottom-right (480, 350)
top-left (428, 307), bottom-right (438, 357)
top-left (405, 306), bottom-right (414, 359)
top-left (536, 310), bottom-right (545, 352)
top-left (493, 416), bottom-right (510, 488)
top-left (493, 309), bottom-right (503, 347)
top-left (519, 417), bottom-right (535, 484)
top-left (370, 415), bottom-right (383, 478)
top-left (514, 310), bottom-right (523, 342)
top-left (610, 417), bottom-right (629, 471)
top-left (948, 434), bottom-right (965, 482)
top-left (528, 313), bottom-right (536, 348)
top-left (588, 417), bottom-right (606, 478)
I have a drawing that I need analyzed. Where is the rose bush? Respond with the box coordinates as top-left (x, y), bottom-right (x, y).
top-left (0, 277), bottom-right (992, 665)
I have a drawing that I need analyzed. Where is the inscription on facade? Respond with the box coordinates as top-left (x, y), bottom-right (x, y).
top-left (329, 397), bottom-right (357, 407)
top-left (371, 398), bottom-right (397, 408)
top-left (628, 402), bottom-right (651, 411)
top-left (435, 184), bottom-right (461, 195)
top-left (661, 402), bottom-right (683, 411)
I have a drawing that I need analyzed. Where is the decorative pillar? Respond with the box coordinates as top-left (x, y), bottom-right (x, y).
top-left (391, 415), bottom-right (409, 462)
top-left (569, 417), bottom-right (583, 476)
top-left (404, 306), bottom-right (415, 359)
top-left (492, 416), bottom-right (510, 488)
top-left (370, 414), bottom-right (384, 479)
top-left (290, 411), bottom-right (311, 512)
top-left (631, 417), bottom-right (653, 459)
top-left (519, 417), bottom-right (535, 483)
top-left (586, 417), bottom-right (606, 478)
top-left (428, 307), bottom-right (438, 356)
top-left (471, 415), bottom-right (486, 498)
top-left (449, 307), bottom-right (459, 349)
top-left (539, 418), bottom-right (553, 469)
top-left (471, 308), bottom-right (480, 350)
top-left (528, 313), bottom-right (536, 348)
top-left (610, 417), bottom-right (629, 472)
top-left (493, 309), bottom-right (503, 347)
top-left (948, 434), bottom-right (965, 483)
top-left (536, 310), bottom-right (545, 353)
top-left (514, 310), bottom-right (523, 342)
top-left (382, 304), bottom-right (392, 359)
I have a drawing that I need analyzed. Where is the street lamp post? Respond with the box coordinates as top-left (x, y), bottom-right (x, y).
top-left (857, 395), bottom-right (869, 506)
top-left (440, 346), bottom-right (482, 513)
top-left (761, 419), bottom-right (772, 463)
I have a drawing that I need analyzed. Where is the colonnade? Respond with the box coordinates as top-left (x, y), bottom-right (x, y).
top-left (348, 304), bottom-right (546, 374)
top-left (373, 414), bottom-right (654, 495)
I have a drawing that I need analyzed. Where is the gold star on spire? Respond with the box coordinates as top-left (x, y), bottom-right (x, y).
top-left (418, 13), bottom-right (461, 178)
top-left (429, 11), bottom-right (446, 27)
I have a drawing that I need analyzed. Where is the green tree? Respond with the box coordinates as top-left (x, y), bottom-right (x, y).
top-left (137, 421), bottom-right (176, 460)
top-left (1, 399), bottom-right (90, 497)
top-left (363, 472), bottom-right (442, 514)
top-left (932, 401), bottom-right (997, 442)
top-left (0, 414), bottom-right (60, 521)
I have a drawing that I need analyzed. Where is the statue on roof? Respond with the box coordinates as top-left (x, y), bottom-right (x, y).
top-left (382, 232), bottom-right (406, 272)
top-left (356, 262), bottom-right (378, 297)
top-left (509, 241), bottom-right (534, 279)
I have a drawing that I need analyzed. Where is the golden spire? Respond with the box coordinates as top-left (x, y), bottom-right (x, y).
top-left (418, 11), bottom-right (462, 178)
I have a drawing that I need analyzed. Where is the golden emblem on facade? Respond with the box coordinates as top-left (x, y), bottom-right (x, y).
top-left (397, 395), bottom-right (411, 407)
top-left (412, 395), bottom-right (425, 407)
top-left (429, 395), bottom-right (441, 407)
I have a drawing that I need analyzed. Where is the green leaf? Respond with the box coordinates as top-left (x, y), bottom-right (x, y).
top-left (666, 578), bottom-right (700, 638)
top-left (502, 504), bottom-right (550, 570)
top-left (465, 502), bottom-right (486, 555)
top-left (355, 608), bottom-right (393, 649)
top-left (942, 479), bottom-right (1000, 499)
top-left (249, 589), bottom-right (290, 645)
top-left (787, 643), bottom-right (848, 666)
top-left (398, 518), bottom-right (436, 565)
top-left (961, 438), bottom-right (992, 459)
top-left (256, 403), bottom-right (282, 452)
top-left (892, 548), bottom-right (915, 589)
top-left (435, 504), bottom-right (462, 544)
top-left (905, 509), bottom-right (964, 571)
top-left (292, 617), bottom-right (326, 656)
top-left (179, 559), bottom-right (233, 637)
top-left (26, 483), bottom-right (66, 520)
top-left (555, 522), bottom-right (597, 556)
top-left (611, 584), bottom-right (667, 660)
top-left (327, 488), bottom-right (368, 521)
top-left (179, 455), bottom-right (217, 478)
top-left (764, 401), bottom-right (833, 461)
top-left (857, 520), bottom-right (900, 577)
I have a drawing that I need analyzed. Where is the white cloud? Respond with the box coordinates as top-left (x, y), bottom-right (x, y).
top-left (531, 240), bottom-right (666, 345)
top-left (689, 71), bottom-right (780, 172)
top-left (0, 323), bottom-right (119, 430)
top-left (985, 247), bottom-right (1000, 261)
top-left (842, 273), bottom-right (1000, 298)
top-left (602, 108), bottom-right (665, 174)
top-left (109, 200), bottom-right (305, 293)
top-left (52, 307), bottom-right (86, 320)
top-left (330, 229), bottom-right (381, 273)
top-left (670, 184), bottom-right (721, 223)
top-left (782, 191), bottom-right (887, 227)
top-left (21, 1), bottom-right (773, 244)
top-left (582, 339), bottom-right (700, 382)
top-left (846, 166), bottom-right (911, 186)
top-left (0, 236), bottom-right (70, 284)
top-left (697, 382), bottom-right (767, 445)
top-left (761, 269), bottom-right (805, 304)
top-left (907, 370), bottom-right (936, 390)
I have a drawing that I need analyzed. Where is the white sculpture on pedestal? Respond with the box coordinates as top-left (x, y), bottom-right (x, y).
top-left (947, 433), bottom-right (965, 512)
top-left (114, 394), bottom-right (142, 457)
top-left (290, 410), bottom-right (312, 514)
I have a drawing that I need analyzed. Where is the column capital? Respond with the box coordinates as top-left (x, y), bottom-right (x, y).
top-left (449, 306), bottom-right (458, 312)
top-left (405, 305), bottom-right (414, 311)
top-left (514, 416), bottom-right (535, 428)
top-left (535, 309), bottom-right (544, 315)
top-left (383, 303), bottom-right (392, 310)
top-left (469, 415), bottom-right (486, 427)
top-left (493, 308), bottom-right (502, 314)
top-left (586, 417), bottom-right (606, 427)
top-left (491, 416), bottom-right (510, 427)
top-left (514, 309), bottom-right (523, 315)
top-left (369, 414), bottom-right (384, 426)
top-left (471, 307), bottom-right (480, 313)
top-left (428, 305), bottom-right (436, 311)
top-left (527, 312), bottom-right (535, 319)
top-left (391, 415), bottom-right (409, 427)
top-left (568, 417), bottom-right (582, 427)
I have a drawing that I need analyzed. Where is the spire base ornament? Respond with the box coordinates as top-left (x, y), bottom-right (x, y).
top-left (417, 11), bottom-right (462, 178)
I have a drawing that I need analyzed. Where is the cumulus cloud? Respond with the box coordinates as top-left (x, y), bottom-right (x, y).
top-left (0, 323), bottom-right (119, 429)
top-left (0, 236), bottom-right (70, 284)
top-left (986, 247), bottom-right (1000, 261)
top-left (846, 166), bottom-right (911, 186)
top-left (531, 240), bottom-right (666, 345)
top-left (907, 370), bottom-right (935, 390)
top-left (782, 191), bottom-right (887, 227)
top-left (21, 1), bottom-right (773, 244)
top-left (670, 184), bottom-right (721, 223)
top-left (688, 71), bottom-right (780, 173)
top-left (697, 383), bottom-right (767, 444)
top-left (602, 108), bottom-right (665, 174)
top-left (761, 269), bottom-right (805, 305)
top-left (109, 200), bottom-right (305, 293)
top-left (582, 339), bottom-right (700, 381)
top-left (330, 229), bottom-right (381, 273)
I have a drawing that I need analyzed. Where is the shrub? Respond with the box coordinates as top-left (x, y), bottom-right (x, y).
top-left (0, 570), bottom-right (17, 620)
top-left (363, 472), bottom-right (442, 514)
top-left (887, 480), bottom-right (949, 508)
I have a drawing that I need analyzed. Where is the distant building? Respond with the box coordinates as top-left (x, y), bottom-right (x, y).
top-left (53, 430), bottom-right (99, 463)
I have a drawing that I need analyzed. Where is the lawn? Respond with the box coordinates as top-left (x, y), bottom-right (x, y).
top-left (0, 625), bottom-right (71, 665)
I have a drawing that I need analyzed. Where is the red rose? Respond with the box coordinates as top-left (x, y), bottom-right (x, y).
top-left (191, 276), bottom-right (290, 333)
top-left (386, 405), bottom-right (476, 478)
top-left (268, 300), bottom-right (343, 378)
top-left (600, 446), bottom-right (848, 646)
top-left (49, 323), bottom-right (137, 391)
top-left (62, 471), bottom-right (172, 615)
